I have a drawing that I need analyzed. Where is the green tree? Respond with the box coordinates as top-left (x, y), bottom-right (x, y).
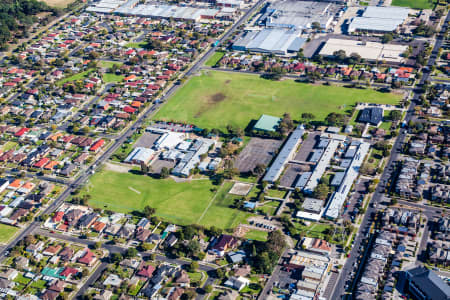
top-left (381, 33), bottom-right (393, 44)
top-left (110, 252), bottom-right (123, 263)
top-left (160, 167), bottom-right (170, 179)
top-left (125, 247), bottom-right (138, 258)
top-left (186, 240), bottom-right (201, 257)
top-left (314, 183), bottom-right (329, 200)
top-left (389, 110), bottom-right (402, 121)
top-left (188, 261), bottom-right (199, 272)
top-left (143, 206), bottom-right (156, 219)
top-left (204, 285), bottom-right (213, 293)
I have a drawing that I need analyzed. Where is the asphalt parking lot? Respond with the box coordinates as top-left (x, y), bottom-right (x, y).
top-left (235, 137), bottom-right (282, 173)
top-left (280, 163), bottom-right (311, 188)
top-left (151, 121), bottom-right (195, 132)
top-left (322, 271), bottom-right (339, 299)
top-left (134, 132), bottom-right (161, 148)
top-left (294, 132), bottom-right (320, 162)
top-left (150, 159), bottom-right (176, 174)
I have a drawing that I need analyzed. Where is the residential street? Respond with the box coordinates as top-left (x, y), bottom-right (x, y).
top-left (330, 11), bottom-right (450, 300)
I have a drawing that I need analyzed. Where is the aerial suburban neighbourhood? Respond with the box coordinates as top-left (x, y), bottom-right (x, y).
top-left (0, 0), bottom-right (448, 299)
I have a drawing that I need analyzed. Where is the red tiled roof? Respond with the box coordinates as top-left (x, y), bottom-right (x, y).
top-left (34, 157), bottom-right (50, 168)
top-left (137, 265), bottom-right (155, 278)
top-left (89, 139), bottom-right (105, 151)
top-left (53, 211), bottom-right (64, 222)
top-left (78, 248), bottom-right (96, 265)
top-left (60, 267), bottom-right (78, 278)
top-left (14, 127), bottom-right (29, 137)
top-left (123, 106), bottom-right (136, 114)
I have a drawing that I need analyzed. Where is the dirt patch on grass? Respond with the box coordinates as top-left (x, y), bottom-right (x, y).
top-left (234, 225), bottom-right (249, 237)
top-left (44, 0), bottom-right (76, 8)
top-left (195, 93), bottom-right (226, 118)
top-left (210, 92), bottom-right (226, 103)
top-left (104, 162), bottom-right (132, 173)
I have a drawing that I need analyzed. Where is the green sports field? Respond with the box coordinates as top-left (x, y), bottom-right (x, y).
top-left (0, 224), bottom-right (18, 243)
top-left (83, 170), bottom-right (251, 228)
top-left (391, 0), bottom-right (434, 9)
top-left (154, 71), bottom-right (401, 131)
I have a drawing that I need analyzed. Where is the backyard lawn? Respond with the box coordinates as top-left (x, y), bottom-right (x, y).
top-left (124, 41), bottom-right (147, 49)
top-left (155, 71), bottom-right (401, 131)
top-left (1, 141), bottom-right (17, 151)
top-left (99, 61), bottom-right (123, 69)
top-left (83, 170), bottom-right (252, 228)
top-left (57, 69), bottom-right (94, 86)
top-left (103, 73), bottom-right (124, 83)
top-left (0, 224), bottom-right (18, 243)
top-left (205, 52), bottom-right (225, 67)
top-left (391, 0), bottom-right (435, 9)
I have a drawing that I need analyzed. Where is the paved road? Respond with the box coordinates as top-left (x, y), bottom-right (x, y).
top-left (57, 83), bottom-right (115, 132)
top-left (33, 229), bottom-right (217, 298)
top-left (0, 1), bottom-right (266, 292)
top-left (185, 0), bottom-right (265, 77)
top-left (258, 248), bottom-right (290, 299)
top-left (330, 11), bottom-right (450, 300)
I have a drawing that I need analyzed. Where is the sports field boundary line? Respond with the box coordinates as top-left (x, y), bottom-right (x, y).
top-left (197, 182), bottom-right (225, 223)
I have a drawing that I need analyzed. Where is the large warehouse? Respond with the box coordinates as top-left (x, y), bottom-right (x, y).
top-left (348, 6), bottom-right (410, 33)
top-left (88, 0), bottom-right (221, 21)
top-left (259, 0), bottom-right (337, 30)
top-left (319, 38), bottom-right (408, 63)
top-left (232, 29), bottom-right (306, 55)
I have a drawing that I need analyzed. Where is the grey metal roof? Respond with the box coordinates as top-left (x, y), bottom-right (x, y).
top-left (287, 37), bottom-right (307, 52)
top-left (233, 29), bottom-right (303, 55)
top-left (295, 172), bottom-right (311, 189)
top-left (349, 6), bottom-right (409, 33)
top-left (406, 266), bottom-right (450, 300)
top-left (349, 17), bottom-right (403, 32)
top-left (331, 172), bottom-right (345, 186)
top-left (362, 6), bottom-right (409, 20)
top-left (263, 125), bottom-right (305, 182)
top-left (309, 149), bottom-right (323, 163)
top-left (325, 142), bottom-right (370, 219)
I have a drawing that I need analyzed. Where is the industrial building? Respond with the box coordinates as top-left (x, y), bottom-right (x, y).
top-left (87, 0), bottom-right (223, 22)
top-left (86, 0), bottom-right (128, 13)
top-left (319, 38), bottom-right (408, 64)
top-left (348, 6), bottom-right (410, 33)
top-left (258, 0), bottom-right (337, 31)
top-left (263, 125), bottom-right (305, 183)
top-left (232, 29), bottom-right (306, 55)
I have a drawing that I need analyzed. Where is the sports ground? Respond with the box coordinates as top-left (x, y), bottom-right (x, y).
top-left (44, 0), bottom-right (77, 8)
top-left (83, 170), bottom-right (253, 229)
top-left (0, 224), bottom-right (18, 243)
top-left (391, 0), bottom-right (435, 9)
top-left (154, 71), bottom-right (402, 131)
